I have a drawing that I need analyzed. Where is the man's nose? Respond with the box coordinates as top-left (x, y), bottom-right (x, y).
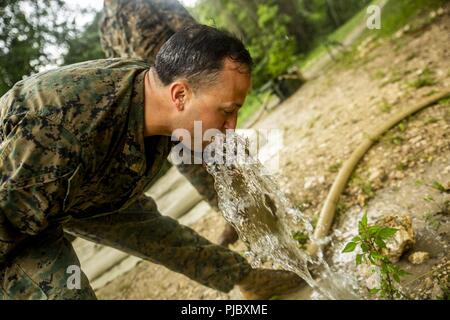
top-left (223, 113), bottom-right (238, 131)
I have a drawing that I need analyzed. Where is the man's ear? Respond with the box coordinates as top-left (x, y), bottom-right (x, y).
top-left (169, 81), bottom-right (191, 111)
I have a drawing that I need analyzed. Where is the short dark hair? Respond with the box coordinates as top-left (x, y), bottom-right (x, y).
top-left (154, 24), bottom-right (253, 90)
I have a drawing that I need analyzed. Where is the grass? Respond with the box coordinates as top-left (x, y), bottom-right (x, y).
top-left (298, 0), bottom-right (380, 71)
top-left (409, 68), bottom-right (437, 88)
top-left (382, 132), bottom-right (404, 145)
top-left (335, 200), bottom-right (348, 219)
top-left (371, 0), bottom-right (448, 38)
top-left (378, 99), bottom-right (392, 113)
top-left (438, 97), bottom-right (450, 106)
top-left (431, 180), bottom-right (447, 193)
top-left (425, 117), bottom-right (438, 125)
top-left (328, 161), bottom-right (342, 173)
top-left (350, 173), bottom-right (376, 200)
top-left (292, 231), bottom-right (309, 249)
top-left (424, 212), bottom-right (441, 230)
top-left (301, 0), bottom-right (448, 71)
top-left (239, 0), bottom-right (448, 126)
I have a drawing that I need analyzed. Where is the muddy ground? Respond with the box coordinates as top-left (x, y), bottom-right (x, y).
top-left (97, 7), bottom-right (450, 299)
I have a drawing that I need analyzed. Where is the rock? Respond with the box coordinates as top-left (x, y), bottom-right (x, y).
top-left (443, 166), bottom-right (450, 175)
top-left (357, 194), bottom-right (366, 207)
top-left (374, 214), bottom-right (415, 262)
top-left (369, 168), bottom-right (382, 182)
top-left (408, 251), bottom-right (430, 265)
top-left (423, 277), bottom-right (434, 290)
top-left (430, 284), bottom-right (444, 299)
top-left (303, 176), bottom-right (325, 190)
top-left (394, 171), bottom-right (405, 180)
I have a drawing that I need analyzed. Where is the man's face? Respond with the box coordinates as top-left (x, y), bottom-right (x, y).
top-left (178, 59), bottom-right (252, 148)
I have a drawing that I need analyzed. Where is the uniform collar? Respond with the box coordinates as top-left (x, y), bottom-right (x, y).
top-left (129, 69), bottom-right (171, 178)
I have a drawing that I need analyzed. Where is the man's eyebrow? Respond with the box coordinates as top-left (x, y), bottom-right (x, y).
top-left (222, 103), bottom-right (242, 108)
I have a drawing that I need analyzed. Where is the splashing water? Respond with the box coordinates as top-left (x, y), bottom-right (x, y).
top-left (204, 132), bottom-right (359, 299)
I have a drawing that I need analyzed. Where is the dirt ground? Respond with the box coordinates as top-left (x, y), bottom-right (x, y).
top-left (97, 7), bottom-right (450, 299)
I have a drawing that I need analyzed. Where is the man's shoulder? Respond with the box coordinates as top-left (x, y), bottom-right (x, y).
top-left (1, 57), bottom-right (148, 117)
top-left (0, 57), bottom-right (148, 151)
top-left (28, 58), bottom-right (149, 86)
top-left (5, 58), bottom-right (148, 97)
top-left (56, 58), bottom-right (149, 74)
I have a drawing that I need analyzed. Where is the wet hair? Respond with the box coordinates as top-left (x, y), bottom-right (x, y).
top-left (154, 24), bottom-right (253, 90)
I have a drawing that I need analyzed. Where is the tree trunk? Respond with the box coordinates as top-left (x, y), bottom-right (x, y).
top-left (277, 0), bottom-right (311, 51)
top-left (326, 0), bottom-right (341, 27)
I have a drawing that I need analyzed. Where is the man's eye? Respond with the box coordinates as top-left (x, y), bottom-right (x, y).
top-left (223, 109), bottom-right (234, 115)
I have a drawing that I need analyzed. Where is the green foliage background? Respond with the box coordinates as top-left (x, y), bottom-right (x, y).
top-left (1, 0), bottom-right (447, 103)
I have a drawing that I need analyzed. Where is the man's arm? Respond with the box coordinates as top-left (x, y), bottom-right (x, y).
top-left (0, 112), bottom-right (83, 260)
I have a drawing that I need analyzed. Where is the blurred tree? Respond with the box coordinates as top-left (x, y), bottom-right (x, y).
top-left (193, 0), bottom-right (373, 88)
top-left (248, 2), bottom-right (297, 87)
top-left (0, 0), bottom-right (76, 95)
top-left (63, 12), bottom-right (105, 65)
top-left (100, 0), bottom-right (241, 246)
top-left (193, 0), bottom-right (298, 87)
top-left (276, 0), bottom-right (312, 51)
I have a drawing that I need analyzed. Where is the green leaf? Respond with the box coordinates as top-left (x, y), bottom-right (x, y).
top-left (342, 242), bottom-right (357, 253)
top-left (351, 236), bottom-right (361, 242)
top-left (369, 288), bottom-right (380, 295)
top-left (398, 269), bottom-right (410, 277)
top-left (431, 180), bottom-right (446, 193)
top-left (375, 238), bottom-right (387, 248)
top-left (393, 273), bottom-right (400, 283)
top-left (292, 231), bottom-right (309, 245)
top-left (378, 227), bottom-right (398, 239)
top-left (370, 252), bottom-right (383, 260)
top-left (361, 243), bottom-right (369, 253)
top-left (368, 226), bottom-right (381, 235)
top-left (356, 254), bottom-right (363, 265)
top-left (361, 212), bottom-right (368, 228)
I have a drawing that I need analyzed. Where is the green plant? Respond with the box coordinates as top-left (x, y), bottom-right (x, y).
top-left (368, 0), bottom-right (448, 38)
top-left (328, 161), bottom-right (342, 173)
top-left (378, 99), bottom-right (392, 113)
top-left (409, 68), bottom-right (437, 88)
top-left (335, 200), bottom-right (348, 218)
top-left (439, 97), bottom-right (450, 106)
top-left (383, 132), bottom-right (404, 145)
top-left (415, 179), bottom-right (425, 186)
top-left (425, 117), bottom-right (438, 124)
top-left (292, 231), bottom-right (309, 249)
top-left (342, 212), bottom-right (410, 299)
top-left (431, 180), bottom-right (447, 193)
top-left (397, 121), bottom-right (407, 132)
top-left (396, 162), bottom-right (408, 171)
top-left (350, 173), bottom-right (375, 200)
top-left (424, 212), bottom-right (441, 230)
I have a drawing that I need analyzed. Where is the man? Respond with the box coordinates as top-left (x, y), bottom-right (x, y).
top-left (0, 25), bottom-right (302, 299)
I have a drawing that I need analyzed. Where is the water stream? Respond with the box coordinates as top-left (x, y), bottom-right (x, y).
top-left (204, 132), bottom-right (359, 299)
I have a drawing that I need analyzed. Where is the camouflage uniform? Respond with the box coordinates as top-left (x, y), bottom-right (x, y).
top-left (0, 58), bottom-right (251, 299)
top-left (100, 0), bottom-right (240, 247)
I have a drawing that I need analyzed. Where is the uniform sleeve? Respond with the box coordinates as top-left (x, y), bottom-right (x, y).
top-left (0, 113), bottom-right (83, 236)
